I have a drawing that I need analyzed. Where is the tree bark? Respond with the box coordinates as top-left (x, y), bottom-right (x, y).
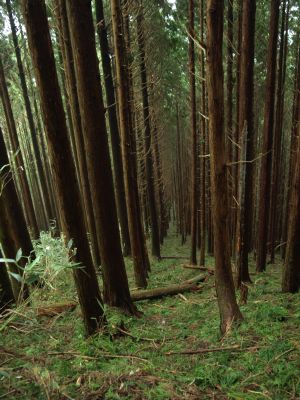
top-left (0, 56), bottom-right (39, 239)
top-left (206, 0), bottom-right (243, 334)
top-left (236, 0), bottom-right (256, 286)
top-left (256, 0), bottom-right (280, 272)
top-left (95, 0), bottom-right (131, 257)
top-left (65, 0), bottom-right (137, 314)
top-left (111, 0), bottom-right (149, 288)
top-left (136, 4), bottom-right (161, 259)
top-left (22, 0), bottom-right (104, 336)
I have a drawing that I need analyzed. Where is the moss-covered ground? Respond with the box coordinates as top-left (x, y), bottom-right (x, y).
top-left (1, 229), bottom-right (299, 399)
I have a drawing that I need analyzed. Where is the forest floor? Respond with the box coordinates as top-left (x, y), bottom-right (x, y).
top-left (0, 229), bottom-right (300, 400)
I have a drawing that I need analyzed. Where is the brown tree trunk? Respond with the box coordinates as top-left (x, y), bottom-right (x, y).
top-left (22, 0), bottom-right (104, 336)
top-left (236, 0), bottom-right (256, 287)
top-left (0, 56), bottom-right (39, 239)
top-left (269, 0), bottom-right (289, 264)
top-left (256, 0), bottom-right (280, 272)
top-left (206, 0), bottom-right (243, 334)
top-left (95, 0), bottom-right (131, 257)
top-left (65, 0), bottom-right (137, 314)
top-left (6, 0), bottom-right (53, 228)
top-left (54, 0), bottom-right (101, 268)
top-left (0, 126), bottom-right (31, 303)
top-left (136, 4), bottom-right (161, 259)
top-left (282, 74), bottom-right (300, 293)
top-left (188, 0), bottom-right (197, 265)
top-left (111, 0), bottom-right (149, 288)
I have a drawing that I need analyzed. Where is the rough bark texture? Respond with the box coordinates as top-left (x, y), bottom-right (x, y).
top-left (22, 0), bottom-right (104, 336)
top-left (206, 0), bottom-right (243, 334)
top-left (188, 0), bottom-right (197, 265)
top-left (136, 6), bottom-right (161, 259)
top-left (256, 0), bottom-right (280, 272)
top-left (236, 0), bottom-right (256, 286)
top-left (55, 0), bottom-right (101, 268)
top-left (65, 0), bottom-right (137, 314)
top-left (111, 0), bottom-right (149, 288)
top-left (0, 56), bottom-right (39, 238)
top-left (0, 127), bottom-right (31, 303)
top-left (282, 55), bottom-right (300, 293)
top-left (95, 0), bottom-right (131, 257)
top-left (6, 0), bottom-right (52, 228)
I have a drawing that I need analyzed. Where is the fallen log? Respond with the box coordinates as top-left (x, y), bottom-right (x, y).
top-left (182, 264), bottom-right (214, 274)
top-left (160, 256), bottom-right (189, 260)
top-left (130, 274), bottom-right (206, 302)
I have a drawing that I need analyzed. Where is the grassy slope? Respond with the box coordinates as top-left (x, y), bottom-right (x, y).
top-left (0, 230), bottom-right (299, 400)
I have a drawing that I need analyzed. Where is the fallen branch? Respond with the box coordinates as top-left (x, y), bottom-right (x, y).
top-left (182, 264), bottom-right (214, 274)
top-left (160, 256), bottom-right (188, 260)
top-left (48, 350), bottom-right (148, 363)
top-left (165, 345), bottom-right (259, 356)
top-left (130, 274), bottom-right (206, 302)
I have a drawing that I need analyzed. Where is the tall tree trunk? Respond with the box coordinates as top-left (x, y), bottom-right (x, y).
top-left (0, 56), bottom-right (39, 239)
top-left (199, 0), bottom-right (206, 266)
top-left (22, 0), bottom-right (104, 336)
top-left (256, 0), bottom-right (280, 272)
top-left (111, 0), bottom-right (149, 288)
top-left (55, 0), bottom-right (101, 268)
top-left (189, 0), bottom-right (197, 265)
top-left (136, 4), bottom-right (161, 259)
top-left (269, 0), bottom-right (289, 263)
top-left (236, 0), bottom-right (256, 287)
top-left (95, 0), bottom-right (131, 257)
top-left (282, 73), bottom-right (300, 293)
top-left (6, 0), bottom-right (53, 228)
top-left (206, 0), bottom-right (243, 334)
top-left (0, 126), bottom-right (31, 303)
top-left (65, 0), bottom-right (137, 314)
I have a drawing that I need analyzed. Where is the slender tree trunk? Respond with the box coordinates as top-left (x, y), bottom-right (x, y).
top-left (65, 0), bottom-right (137, 314)
top-left (188, 0), bottom-right (197, 265)
top-left (0, 56), bottom-right (39, 239)
top-left (55, 0), bottom-right (101, 268)
top-left (111, 0), bottom-right (149, 288)
top-left (0, 126), bottom-right (31, 303)
top-left (199, 0), bottom-right (206, 266)
top-left (256, 0), bottom-right (280, 272)
top-left (95, 0), bottom-right (131, 257)
top-left (236, 0), bottom-right (256, 287)
top-left (6, 0), bottom-right (52, 227)
top-left (206, 0), bottom-right (243, 334)
top-left (269, 0), bottom-right (289, 263)
top-left (136, 4), bottom-right (161, 259)
top-left (22, 0), bottom-right (104, 336)
top-left (282, 75), bottom-right (300, 293)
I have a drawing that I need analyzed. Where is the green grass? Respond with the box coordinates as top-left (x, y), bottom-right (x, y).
top-left (1, 230), bottom-right (299, 399)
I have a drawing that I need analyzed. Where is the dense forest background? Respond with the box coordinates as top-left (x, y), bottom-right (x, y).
top-left (0, 0), bottom-right (300, 399)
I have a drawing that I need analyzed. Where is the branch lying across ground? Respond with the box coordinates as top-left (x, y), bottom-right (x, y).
top-left (130, 274), bottom-right (207, 302)
top-left (182, 264), bottom-right (215, 274)
top-left (165, 345), bottom-right (260, 356)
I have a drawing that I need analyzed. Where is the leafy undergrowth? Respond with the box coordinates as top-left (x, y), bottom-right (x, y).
top-left (1, 231), bottom-right (299, 399)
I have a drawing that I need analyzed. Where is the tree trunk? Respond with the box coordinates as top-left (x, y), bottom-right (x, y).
top-left (236, 0), bottom-right (256, 287)
top-left (111, 0), bottom-right (149, 288)
top-left (22, 0), bottom-right (104, 336)
top-left (282, 74), bottom-right (300, 293)
top-left (188, 0), bottom-right (197, 265)
top-left (136, 4), bottom-right (161, 259)
top-left (206, 0), bottom-right (243, 334)
top-left (0, 126), bottom-right (31, 303)
top-left (256, 0), bottom-right (280, 272)
top-left (95, 0), bottom-right (131, 257)
top-left (0, 56), bottom-right (39, 239)
top-left (65, 0), bottom-right (137, 314)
